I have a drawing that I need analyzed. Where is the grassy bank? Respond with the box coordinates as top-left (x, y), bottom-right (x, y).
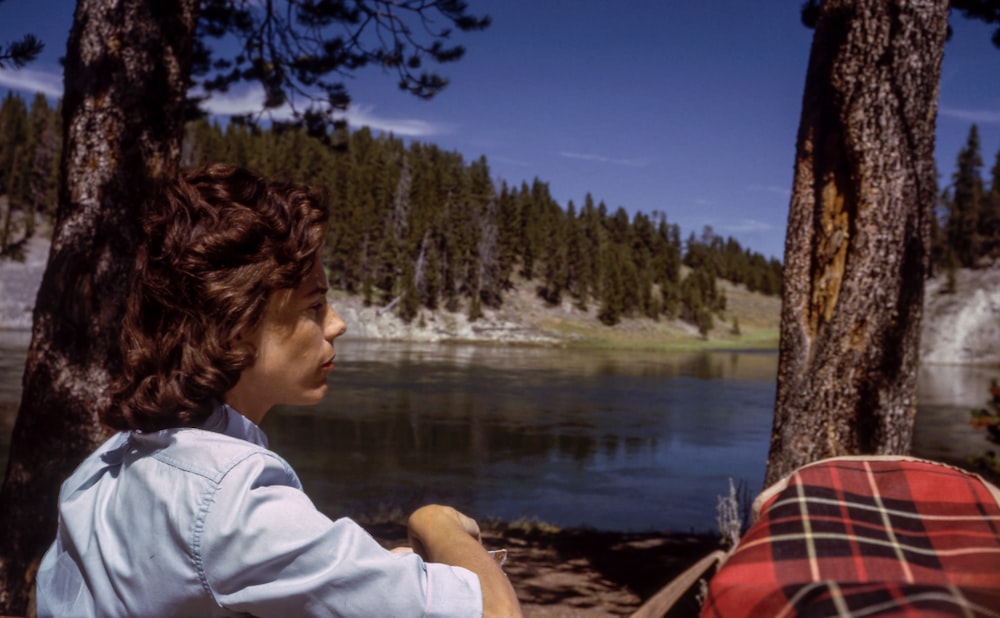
top-left (529, 279), bottom-right (781, 352)
top-left (482, 275), bottom-right (782, 352)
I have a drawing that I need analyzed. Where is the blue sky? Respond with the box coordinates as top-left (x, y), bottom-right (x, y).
top-left (2, 1), bottom-right (999, 260)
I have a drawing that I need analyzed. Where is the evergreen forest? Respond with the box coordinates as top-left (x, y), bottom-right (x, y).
top-left (933, 124), bottom-right (1000, 287)
top-left (0, 91), bottom-right (789, 333)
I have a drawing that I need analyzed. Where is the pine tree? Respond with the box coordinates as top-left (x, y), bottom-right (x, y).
top-left (984, 147), bottom-right (1000, 261)
top-left (0, 92), bottom-right (28, 193)
top-left (495, 182), bottom-right (519, 287)
top-left (418, 232), bottom-right (442, 310)
top-left (630, 212), bottom-right (656, 317)
top-left (0, 93), bottom-right (32, 258)
top-left (767, 0), bottom-right (948, 485)
top-left (606, 206), bottom-right (630, 245)
top-left (27, 93), bottom-right (59, 227)
top-left (518, 180), bottom-right (542, 280)
top-left (579, 194), bottom-right (604, 306)
top-left (468, 156), bottom-right (502, 309)
top-left (539, 202), bottom-right (567, 305)
top-left (946, 125), bottom-right (985, 268)
top-left (563, 201), bottom-right (589, 308)
top-left (597, 245), bottom-right (624, 326)
top-left (399, 261), bottom-right (420, 323)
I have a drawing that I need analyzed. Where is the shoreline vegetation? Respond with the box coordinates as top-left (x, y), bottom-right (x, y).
top-left (328, 274), bottom-right (783, 353)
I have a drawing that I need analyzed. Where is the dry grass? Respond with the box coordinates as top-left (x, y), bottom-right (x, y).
top-left (500, 274), bottom-right (782, 352)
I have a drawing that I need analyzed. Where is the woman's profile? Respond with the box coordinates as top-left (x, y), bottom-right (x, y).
top-left (35, 164), bottom-right (521, 617)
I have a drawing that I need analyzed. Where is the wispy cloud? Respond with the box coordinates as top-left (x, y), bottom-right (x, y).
top-left (0, 67), bottom-right (62, 98)
top-left (199, 88), bottom-right (282, 118)
top-left (342, 104), bottom-right (445, 137)
top-left (490, 155), bottom-right (534, 168)
top-left (0, 70), bottom-right (444, 138)
top-left (559, 151), bottom-right (647, 167)
top-left (720, 219), bottom-right (773, 233)
top-left (747, 184), bottom-right (792, 197)
top-left (201, 88), bottom-right (446, 137)
top-left (939, 106), bottom-right (1000, 125)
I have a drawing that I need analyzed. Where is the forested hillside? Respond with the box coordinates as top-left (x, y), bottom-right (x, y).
top-left (0, 91), bottom-right (782, 334)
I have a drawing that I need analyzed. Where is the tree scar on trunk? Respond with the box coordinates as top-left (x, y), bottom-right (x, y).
top-left (809, 126), bottom-right (853, 341)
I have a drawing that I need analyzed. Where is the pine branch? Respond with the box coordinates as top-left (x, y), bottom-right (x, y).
top-left (0, 34), bottom-right (44, 69)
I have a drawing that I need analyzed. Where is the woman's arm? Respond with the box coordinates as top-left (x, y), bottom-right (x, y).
top-left (407, 505), bottom-right (523, 618)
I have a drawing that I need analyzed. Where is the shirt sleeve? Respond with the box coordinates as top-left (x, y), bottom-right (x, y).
top-left (196, 452), bottom-right (483, 618)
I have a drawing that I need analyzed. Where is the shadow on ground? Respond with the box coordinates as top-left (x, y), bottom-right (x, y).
top-left (367, 521), bottom-right (720, 617)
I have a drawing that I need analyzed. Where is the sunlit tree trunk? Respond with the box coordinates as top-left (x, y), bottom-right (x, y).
top-left (0, 0), bottom-right (197, 611)
top-left (765, 0), bottom-right (948, 486)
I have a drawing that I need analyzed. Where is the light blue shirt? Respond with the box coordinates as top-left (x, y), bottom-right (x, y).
top-left (36, 404), bottom-right (483, 617)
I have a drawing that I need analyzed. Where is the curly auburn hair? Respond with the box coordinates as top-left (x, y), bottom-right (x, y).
top-left (106, 164), bottom-right (329, 432)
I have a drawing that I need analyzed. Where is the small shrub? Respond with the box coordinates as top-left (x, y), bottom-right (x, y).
top-left (966, 379), bottom-right (1000, 473)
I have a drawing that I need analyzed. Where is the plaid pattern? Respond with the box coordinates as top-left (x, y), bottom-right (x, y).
top-left (701, 457), bottom-right (1000, 617)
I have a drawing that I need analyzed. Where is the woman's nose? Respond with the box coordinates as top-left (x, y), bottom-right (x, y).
top-left (325, 304), bottom-right (347, 341)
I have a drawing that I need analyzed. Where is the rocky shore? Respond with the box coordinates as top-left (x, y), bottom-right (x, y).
top-left (922, 266), bottom-right (1000, 365)
top-left (0, 236), bottom-right (48, 331)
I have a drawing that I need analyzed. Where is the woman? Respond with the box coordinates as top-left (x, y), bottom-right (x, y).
top-left (36, 164), bottom-right (521, 617)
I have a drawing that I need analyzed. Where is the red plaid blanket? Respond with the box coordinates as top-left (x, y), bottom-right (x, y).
top-left (701, 457), bottom-right (1000, 617)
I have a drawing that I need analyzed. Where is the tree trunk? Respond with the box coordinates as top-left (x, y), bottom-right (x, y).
top-left (765, 0), bottom-right (948, 486)
top-left (0, 0), bottom-right (197, 612)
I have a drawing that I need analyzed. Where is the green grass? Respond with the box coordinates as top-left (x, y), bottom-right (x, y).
top-left (537, 314), bottom-right (780, 352)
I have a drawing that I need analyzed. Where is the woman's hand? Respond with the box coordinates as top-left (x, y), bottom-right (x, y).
top-left (407, 505), bottom-right (522, 617)
top-left (408, 505), bottom-right (481, 556)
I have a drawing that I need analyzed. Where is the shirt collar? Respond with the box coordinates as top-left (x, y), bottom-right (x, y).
top-left (199, 402), bottom-right (270, 449)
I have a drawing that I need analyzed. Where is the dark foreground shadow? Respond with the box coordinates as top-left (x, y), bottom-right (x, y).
top-left (366, 521), bottom-right (720, 617)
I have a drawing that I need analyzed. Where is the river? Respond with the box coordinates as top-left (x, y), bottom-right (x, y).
top-left (1, 332), bottom-right (996, 533)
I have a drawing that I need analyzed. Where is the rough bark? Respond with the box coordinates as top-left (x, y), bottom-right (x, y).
top-left (0, 0), bottom-right (197, 612)
top-left (765, 0), bottom-right (948, 486)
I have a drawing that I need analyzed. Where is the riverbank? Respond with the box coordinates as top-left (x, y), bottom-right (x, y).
top-left (363, 519), bottom-right (718, 617)
top-left (8, 234), bottom-right (1000, 358)
top-left (0, 235), bottom-right (782, 349)
top-left (330, 273), bottom-right (782, 352)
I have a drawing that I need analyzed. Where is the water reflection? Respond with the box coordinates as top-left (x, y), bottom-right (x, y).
top-left (6, 336), bottom-right (989, 531)
top-left (912, 363), bottom-right (997, 465)
top-left (0, 331), bottom-right (29, 470)
top-left (0, 330), bottom-right (29, 404)
top-left (0, 337), bottom-right (779, 531)
top-left (262, 341), bottom-right (777, 532)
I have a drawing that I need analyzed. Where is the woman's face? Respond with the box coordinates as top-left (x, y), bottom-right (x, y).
top-left (225, 255), bottom-right (346, 423)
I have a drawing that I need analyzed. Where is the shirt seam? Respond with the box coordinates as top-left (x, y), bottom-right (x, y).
top-left (190, 449), bottom-right (299, 603)
top-left (150, 430), bottom-right (274, 482)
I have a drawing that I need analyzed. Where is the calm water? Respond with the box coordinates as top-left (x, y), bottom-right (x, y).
top-left (1, 331), bottom-right (995, 532)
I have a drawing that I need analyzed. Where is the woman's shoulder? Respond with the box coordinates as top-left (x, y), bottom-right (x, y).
top-left (133, 427), bottom-right (298, 487)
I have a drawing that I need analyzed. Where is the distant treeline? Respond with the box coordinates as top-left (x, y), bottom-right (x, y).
top-left (933, 124), bottom-right (1000, 287)
top-left (0, 92), bottom-right (60, 258)
top-left (0, 91), bottom-right (782, 332)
